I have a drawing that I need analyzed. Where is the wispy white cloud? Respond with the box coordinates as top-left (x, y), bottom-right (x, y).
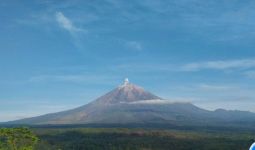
top-left (114, 58), bottom-right (255, 78)
top-left (55, 11), bottom-right (86, 34)
top-left (30, 74), bottom-right (89, 82)
top-left (180, 83), bottom-right (247, 94)
top-left (181, 58), bottom-right (255, 71)
top-left (163, 83), bottom-right (255, 112)
top-left (243, 70), bottom-right (255, 79)
top-left (176, 83), bottom-right (255, 103)
top-left (196, 84), bottom-right (237, 91)
top-left (195, 100), bottom-right (255, 112)
top-left (55, 11), bottom-right (89, 50)
top-left (126, 99), bottom-right (191, 105)
top-left (125, 41), bottom-right (143, 51)
top-left (29, 74), bottom-right (119, 85)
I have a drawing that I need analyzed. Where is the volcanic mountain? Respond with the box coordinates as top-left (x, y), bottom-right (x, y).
top-left (8, 79), bottom-right (255, 126)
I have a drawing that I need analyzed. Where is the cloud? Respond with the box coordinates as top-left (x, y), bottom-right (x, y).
top-left (243, 70), bottom-right (255, 79)
top-left (195, 100), bottom-right (255, 112)
top-left (181, 58), bottom-right (255, 71)
top-left (177, 83), bottom-right (255, 103)
top-left (114, 58), bottom-right (255, 77)
top-left (55, 11), bottom-right (88, 50)
top-left (129, 99), bottom-right (174, 104)
top-left (181, 83), bottom-right (246, 94)
top-left (125, 41), bottom-right (143, 51)
top-left (197, 84), bottom-right (236, 91)
top-left (30, 75), bottom-right (88, 82)
top-left (55, 11), bottom-right (86, 34)
top-left (122, 99), bottom-right (190, 105)
top-left (29, 74), bottom-right (119, 85)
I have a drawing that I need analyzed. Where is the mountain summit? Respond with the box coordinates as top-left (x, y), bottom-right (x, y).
top-left (7, 79), bottom-right (255, 126)
top-left (94, 78), bottom-right (162, 104)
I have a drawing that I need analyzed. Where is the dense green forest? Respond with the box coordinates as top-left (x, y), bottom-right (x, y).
top-left (1, 126), bottom-right (254, 150)
top-left (0, 127), bottom-right (38, 150)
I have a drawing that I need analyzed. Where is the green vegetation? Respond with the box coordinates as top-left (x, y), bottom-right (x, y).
top-left (0, 126), bottom-right (254, 150)
top-left (33, 127), bottom-right (254, 150)
top-left (0, 127), bottom-right (38, 150)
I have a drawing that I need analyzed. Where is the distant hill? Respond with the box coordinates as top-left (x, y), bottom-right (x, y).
top-left (7, 79), bottom-right (255, 127)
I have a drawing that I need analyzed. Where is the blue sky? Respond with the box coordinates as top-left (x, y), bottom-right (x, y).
top-left (1, 0), bottom-right (255, 121)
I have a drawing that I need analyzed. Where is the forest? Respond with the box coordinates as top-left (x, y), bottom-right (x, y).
top-left (1, 125), bottom-right (254, 150)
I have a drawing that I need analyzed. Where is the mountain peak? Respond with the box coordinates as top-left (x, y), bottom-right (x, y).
top-left (119, 78), bottom-right (139, 89)
top-left (123, 78), bottom-right (129, 86)
top-left (95, 79), bottom-right (162, 104)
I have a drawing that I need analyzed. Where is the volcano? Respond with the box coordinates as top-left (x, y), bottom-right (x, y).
top-left (7, 79), bottom-right (255, 126)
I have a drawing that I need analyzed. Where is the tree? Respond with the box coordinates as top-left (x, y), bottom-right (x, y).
top-left (0, 127), bottom-right (38, 150)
